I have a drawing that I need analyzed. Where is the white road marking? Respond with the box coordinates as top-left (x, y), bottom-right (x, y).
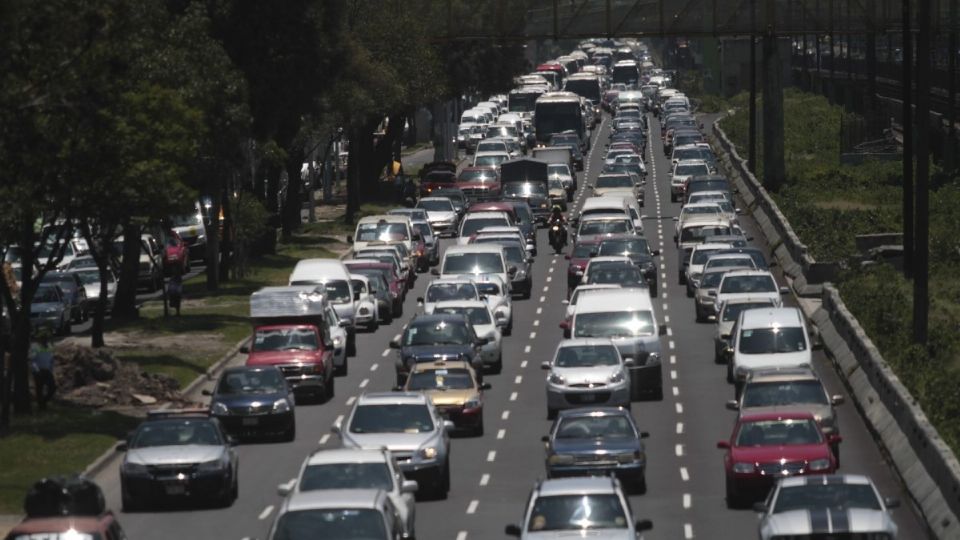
top-left (258, 505), bottom-right (274, 520)
top-left (319, 434), bottom-right (330, 445)
top-left (514, 375), bottom-right (523, 384)
top-left (536, 307), bottom-right (543, 314)
top-left (675, 444), bottom-right (684, 456)
top-left (669, 340), bottom-right (675, 349)
top-left (466, 500), bottom-right (479, 514)
top-left (662, 272), bottom-right (667, 279)
top-left (661, 292), bottom-right (667, 299)
top-left (456, 532), bottom-right (468, 540)
top-left (664, 315), bottom-right (670, 323)
top-left (670, 355), bottom-right (677, 364)
top-left (546, 276), bottom-right (552, 283)
top-left (549, 267), bottom-right (554, 273)
top-left (509, 391), bottom-right (518, 401)
top-left (667, 327), bottom-right (673, 336)
top-left (335, 414), bottom-right (344, 425)
top-left (279, 478), bottom-right (297, 492)
top-left (533, 320), bottom-right (540, 327)
top-left (524, 345), bottom-right (531, 353)
top-left (529, 332), bottom-right (537, 339)
top-left (359, 378), bottom-right (369, 388)
top-left (381, 349), bottom-right (390, 357)
top-left (676, 422), bottom-right (684, 434)
top-left (502, 410), bottom-right (510, 420)
top-left (543, 285), bottom-right (549, 292)
top-left (684, 523), bottom-right (694, 539)
top-left (539, 296), bottom-right (546, 302)
top-left (520, 360), bottom-right (528, 368)
top-left (370, 363), bottom-right (379, 371)
top-left (346, 396), bottom-right (356, 406)
top-left (661, 263), bottom-right (666, 269)
top-left (670, 370), bottom-right (677, 380)
top-left (676, 402), bottom-right (684, 414)
top-left (683, 493), bottom-right (692, 508)
top-left (480, 473), bottom-right (490, 486)
top-left (662, 302), bottom-right (669, 310)
top-left (497, 429), bottom-right (506, 439)
top-left (487, 450), bottom-right (497, 462)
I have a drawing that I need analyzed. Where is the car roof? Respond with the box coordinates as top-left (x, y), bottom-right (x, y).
top-left (411, 312), bottom-right (469, 324)
top-left (283, 489), bottom-right (386, 512)
top-left (357, 215), bottom-right (409, 224)
top-left (463, 211), bottom-right (509, 220)
top-left (537, 476), bottom-right (619, 496)
top-left (557, 407), bottom-right (631, 420)
top-left (586, 256), bottom-right (633, 265)
top-left (556, 337), bottom-right (618, 348)
top-left (433, 300), bottom-right (488, 310)
top-left (357, 391), bottom-right (429, 406)
top-left (444, 244), bottom-right (505, 255)
top-left (575, 289), bottom-right (653, 313)
top-left (747, 366), bottom-right (820, 383)
top-left (740, 307), bottom-right (803, 329)
top-left (777, 474), bottom-right (873, 488)
top-left (305, 448), bottom-right (389, 466)
top-left (692, 242), bottom-right (736, 253)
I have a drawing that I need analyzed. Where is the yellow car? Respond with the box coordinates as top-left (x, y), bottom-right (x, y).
top-left (402, 360), bottom-right (490, 436)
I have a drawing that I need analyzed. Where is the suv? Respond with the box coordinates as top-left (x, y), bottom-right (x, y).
top-left (333, 392), bottom-right (453, 499)
top-left (268, 489), bottom-right (407, 540)
top-left (669, 160), bottom-right (710, 202)
top-left (727, 307), bottom-right (814, 396)
top-left (389, 313), bottom-right (487, 385)
top-left (436, 244), bottom-right (513, 295)
top-left (505, 477), bottom-right (653, 539)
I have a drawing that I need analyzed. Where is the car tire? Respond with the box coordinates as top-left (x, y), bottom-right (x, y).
top-left (327, 373), bottom-right (336, 399)
top-left (725, 480), bottom-right (742, 509)
top-left (686, 284), bottom-right (694, 298)
top-left (632, 473), bottom-right (647, 495)
top-left (282, 423), bottom-right (296, 442)
top-left (393, 300), bottom-right (403, 318)
top-left (474, 414), bottom-right (485, 437)
top-left (695, 306), bottom-right (705, 323)
top-left (649, 282), bottom-right (657, 297)
top-left (726, 362), bottom-right (734, 383)
top-left (382, 308), bottom-right (393, 325)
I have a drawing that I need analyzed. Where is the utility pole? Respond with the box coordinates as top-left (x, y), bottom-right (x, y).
top-left (748, 0), bottom-right (758, 173)
top-left (762, 0), bottom-right (786, 191)
top-left (902, 0), bottom-right (914, 279)
top-left (913, 0), bottom-right (930, 345)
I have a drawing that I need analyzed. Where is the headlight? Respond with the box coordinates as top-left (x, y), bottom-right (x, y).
top-left (690, 273), bottom-right (702, 283)
top-left (547, 454), bottom-right (574, 465)
top-left (540, 203), bottom-right (548, 208)
top-left (809, 458), bottom-right (832, 471)
top-left (273, 398), bottom-right (291, 413)
top-left (333, 336), bottom-right (343, 346)
top-left (210, 402), bottom-right (229, 415)
top-left (732, 462), bottom-right (755, 474)
top-left (548, 373), bottom-right (566, 385)
top-left (198, 457), bottom-right (228, 472)
top-left (419, 447), bottom-right (438, 460)
top-left (122, 462), bottom-right (149, 475)
top-left (609, 371), bottom-right (625, 383)
top-left (616, 451), bottom-right (641, 464)
top-left (196, 234), bottom-right (206, 242)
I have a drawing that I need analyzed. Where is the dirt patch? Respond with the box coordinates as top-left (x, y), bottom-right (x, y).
top-left (62, 331), bottom-right (225, 353)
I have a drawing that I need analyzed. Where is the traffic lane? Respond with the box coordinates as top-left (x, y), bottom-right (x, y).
top-left (652, 113), bottom-right (928, 538)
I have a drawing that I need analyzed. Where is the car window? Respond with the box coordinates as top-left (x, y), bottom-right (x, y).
top-left (403, 321), bottom-right (471, 346)
top-left (720, 301), bottom-right (774, 322)
top-left (356, 222), bottom-right (409, 242)
top-left (461, 218), bottom-right (510, 237)
top-left (130, 419), bottom-right (222, 448)
top-left (773, 484), bottom-right (881, 514)
top-left (556, 415), bottom-right (635, 439)
top-left (574, 310), bottom-right (654, 338)
top-left (349, 404), bottom-right (434, 434)
top-left (554, 345), bottom-right (619, 367)
top-left (735, 418), bottom-right (822, 446)
top-left (738, 327), bottom-right (807, 354)
top-left (426, 283), bottom-right (477, 302)
top-left (442, 252), bottom-right (504, 275)
top-left (742, 381), bottom-right (829, 407)
top-left (586, 263), bottom-right (644, 287)
top-left (434, 306), bottom-right (491, 326)
top-left (720, 275), bottom-right (777, 294)
top-left (217, 369), bottom-right (286, 395)
top-left (299, 463), bottom-right (393, 491)
top-left (407, 368), bottom-right (474, 390)
top-left (527, 494), bottom-right (628, 532)
top-left (254, 327), bottom-right (319, 352)
top-left (272, 509), bottom-right (387, 539)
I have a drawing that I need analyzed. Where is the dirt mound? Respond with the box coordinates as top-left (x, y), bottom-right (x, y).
top-left (53, 343), bottom-right (183, 408)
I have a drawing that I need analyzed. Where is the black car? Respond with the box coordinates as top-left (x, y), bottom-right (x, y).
top-left (583, 259), bottom-right (648, 290)
top-left (389, 313), bottom-right (487, 385)
top-left (542, 407), bottom-right (649, 493)
top-left (205, 366), bottom-right (296, 441)
top-left (596, 235), bottom-right (660, 295)
top-left (508, 201), bottom-right (538, 252)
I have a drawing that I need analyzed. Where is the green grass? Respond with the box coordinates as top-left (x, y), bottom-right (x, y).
top-left (0, 405), bottom-right (140, 513)
top-left (301, 202), bottom-right (395, 237)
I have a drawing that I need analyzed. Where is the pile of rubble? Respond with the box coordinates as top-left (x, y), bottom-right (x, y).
top-left (53, 343), bottom-right (184, 408)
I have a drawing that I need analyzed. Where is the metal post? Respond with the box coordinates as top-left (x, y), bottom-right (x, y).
top-left (903, 0), bottom-right (914, 278)
top-left (866, 0), bottom-right (878, 113)
top-left (762, 0), bottom-right (786, 192)
top-left (949, 0), bottom-right (957, 172)
top-left (914, 0), bottom-right (930, 345)
top-left (748, 0), bottom-right (758, 172)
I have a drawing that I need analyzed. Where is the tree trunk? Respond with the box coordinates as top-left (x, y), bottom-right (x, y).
top-left (205, 191), bottom-right (221, 292)
top-left (219, 184), bottom-right (233, 283)
top-left (10, 309), bottom-right (31, 414)
top-left (358, 114), bottom-right (405, 198)
top-left (345, 125), bottom-right (362, 223)
top-left (281, 147), bottom-right (305, 239)
top-left (113, 221), bottom-right (141, 319)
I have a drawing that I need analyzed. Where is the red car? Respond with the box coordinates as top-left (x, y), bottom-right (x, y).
top-left (564, 238), bottom-right (601, 296)
top-left (717, 411), bottom-right (841, 508)
top-left (457, 166), bottom-right (501, 202)
top-left (344, 260), bottom-right (405, 318)
top-left (418, 161), bottom-right (458, 197)
top-left (163, 229), bottom-right (189, 275)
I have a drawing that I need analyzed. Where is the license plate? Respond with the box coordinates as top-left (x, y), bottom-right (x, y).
top-left (242, 417), bottom-right (259, 426)
top-left (578, 394), bottom-right (596, 403)
top-left (164, 483), bottom-right (186, 495)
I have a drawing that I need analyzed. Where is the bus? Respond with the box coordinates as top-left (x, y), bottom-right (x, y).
top-left (534, 92), bottom-right (585, 146)
top-left (508, 87), bottom-right (546, 115)
top-left (563, 73), bottom-right (602, 105)
top-left (612, 60), bottom-right (641, 86)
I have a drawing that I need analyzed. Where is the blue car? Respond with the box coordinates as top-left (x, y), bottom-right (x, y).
top-left (205, 366), bottom-right (296, 441)
top-left (389, 313), bottom-right (487, 386)
top-left (542, 407), bottom-right (649, 494)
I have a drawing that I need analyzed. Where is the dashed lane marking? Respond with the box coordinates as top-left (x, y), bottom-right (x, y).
top-left (529, 332), bottom-right (537, 339)
top-left (514, 375), bottom-right (523, 384)
top-left (546, 276), bottom-right (552, 283)
top-left (669, 340), bottom-right (676, 349)
top-left (683, 493), bottom-right (692, 508)
top-left (487, 450), bottom-right (497, 462)
top-left (524, 345), bottom-right (531, 353)
top-left (370, 363), bottom-right (379, 371)
top-left (510, 392), bottom-right (518, 401)
top-left (456, 532), bottom-right (468, 540)
top-left (381, 349), bottom-right (390, 357)
top-left (676, 402), bottom-right (684, 414)
top-left (543, 285), bottom-right (549, 292)
top-left (346, 396), bottom-right (356, 406)
top-left (520, 360), bottom-right (528, 368)
top-left (684, 523), bottom-right (694, 539)
top-left (670, 355), bottom-right (677, 364)
top-left (662, 302), bottom-right (669, 310)
top-left (672, 386), bottom-right (679, 396)
top-left (258, 505), bottom-right (274, 520)
top-left (681, 466), bottom-right (690, 481)
top-left (670, 370), bottom-right (677, 380)
top-left (480, 474), bottom-right (490, 486)
top-left (676, 444), bottom-right (684, 457)
top-left (667, 327), bottom-right (673, 336)
top-left (319, 434), bottom-right (330, 445)
top-left (497, 429), bottom-right (506, 440)
top-left (536, 307), bottom-right (543, 314)
top-left (359, 378), bottom-right (369, 388)
top-left (502, 410), bottom-right (510, 420)
top-left (539, 296), bottom-right (546, 302)
top-left (466, 500), bottom-right (479, 514)
top-left (676, 422), bottom-right (684, 434)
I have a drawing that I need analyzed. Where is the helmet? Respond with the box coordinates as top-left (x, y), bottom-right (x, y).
top-left (552, 205), bottom-right (562, 213)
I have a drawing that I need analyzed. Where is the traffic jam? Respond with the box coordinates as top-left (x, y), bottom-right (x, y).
top-left (10, 39), bottom-right (917, 540)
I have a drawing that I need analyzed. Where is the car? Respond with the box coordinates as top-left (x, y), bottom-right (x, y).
top-left (682, 242), bottom-right (735, 287)
top-left (470, 225), bottom-right (532, 255)
top-left (401, 359), bottom-right (490, 435)
top-left (561, 288), bottom-right (665, 400)
top-left (456, 211), bottom-right (513, 245)
top-left (574, 215), bottom-right (636, 242)
top-left (333, 392), bottom-right (453, 499)
top-left (267, 489), bottom-right (408, 540)
top-left (590, 173), bottom-right (642, 204)
top-left (547, 163), bottom-right (575, 200)
top-left (676, 216), bottom-right (735, 263)
top-left (355, 246), bottom-right (411, 287)
top-left (669, 160), bottom-right (711, 202)
top-left (431, 187), bottom-right (468, 217)
top-left (353, 271), bottom-right (393, 325)
top-left (715, 270), bottom-right (789, 314)
top-left (472, 150), bottom-right (510, 170)
top-left (581, 256), bottom-right (649, 290)
top-left (344, 260), bottom-right (404, 319)
top-left (29, 284), bottom-right (71, 335)
top-left (727, 307), bottom-right (814, 394)
top-left (713, 297), bottom-right (778, 363)
top-left (435, 244), bottom-right (513, 297)
top-left (36, 236), bottom-right (89, 272)
top-left (562, 284), bottom-right (619, 325)
top-left (717, 411), bottom-right (840, 508)
top-left (713, 246), bottom-right (772, 271)
top-left (457, 166), bottom-right (502, 203)
top-left (542, 339), bottom-right (632, 417)
top-left (472, 274), bottom-right (514, 335)
top-left (69, 266), bottom-right (117, 314)
top-left (548, 177), bottom-right (567, 211)
top-left (756, 474), bottom-right (899, 540)
top-left (432, 300), bottom-right (505, 373)
top-left (730, 366), bottom-right (845, 461)
top-left (595, 236), bottom-right (659, 294)
top-left (699, 252), bottom-right (759, 290)
top-left (278, 448), bottom-right (418, 538)
top-left (205, 366), bottom-right (296, 441)
top-left (417, 278), bottom-right (481, 314)
top-left (118, 410), bottom-right (238, 511)
top-left (565, 239), bottom-right (601, 295)
top-left (472, 238), bottom-right (533, 298)
top-left (504, 477), bottom-right (653, 539)
top-left (673, 202), bottom-right (723, 241)
top-left (288, 258), bottom-right (358, 356)
top-left (694, 265), bottom-right (754, 322)
top-left (389, 313), bottom-right (487, 385)
top-left (349, 215), bottom-right (415, 254)
top-left (40, 271), bottom-right (87, 324)
top-left (542, 408), bottom-right (649, 492)
top-left (6, 512), bottom-right (127, 540)
top-left (685, 175), bottom-right (733, 205)
top-left (580, 196), bottom-right (643, 232)
top-left (416, 197), bottom-right (460, 238)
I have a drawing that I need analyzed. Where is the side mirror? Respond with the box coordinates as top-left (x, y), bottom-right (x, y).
top-left (541, 361), bottom-right (552, 370)
top-left (561, 299), bottom-right (569, 305)
top-left (635, 519), bottom-right (653, 532)
top-left (639, 431), bottom-right (650, 439)
top-left (559, 320), bottom-right (570, 330)
top-left (240, 345), bottom-right (250, 354)
top-left (505, 524), bottom-right (522, 537)
top-left (828, 434), bottom-right (843, 445)
top-left (475, 337), bottom-right (490, 347)
top-left (540, 435), bottom-right (550, 442)
top-left (651, 249), bottom-right (660, 256)
top-left (339, 319), bottom-right (352, 328)
top-left (716, 440), bottom-right (731, 449)
top-left (564, 254), bottom-right (571, 260)
top-left (401, 479), bottom-right (419, 494)
top-left (331, 421), bottom-right (342, 434)
top-left (672, 217), bottom-right (679, 222)
top-left (780, 286), bottom-right (791, 295)
top-left (752, 502), bottom-right (768, 513)
top-left (346, 235), bottom-right (354, 244)
top-left (443, 420), bottom-right (455, 431)
top-left (507, 266), bottom-right (517, 276)
top-left (480, 382), bottom-right (492, 390)
top-left (277, 480), bottom-right (296, 497)
top-left (389, 339), bottom-right (401, 349)
top-left (659, 324), bottom-right (668, 336)
top-left (884, 497), bottom-right (901, 509)
top-left (726, 399), bottom-right (740, 411)
top-left (831, 394), bottom-right (845, 406)
top-left (430, 268), bottom-right (440, 276)
top-left (623, 358), bottom-right (636, 367)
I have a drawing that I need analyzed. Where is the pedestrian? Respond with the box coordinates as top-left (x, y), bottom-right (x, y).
top-left (167, 267), bottom-right (183, 316)
top-left (29, 329), bottom-right (56, 411)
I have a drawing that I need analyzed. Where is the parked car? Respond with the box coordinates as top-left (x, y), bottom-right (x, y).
top-left (29, 284), bottom-right (71, 335)
top-left (41, 272), bottom-right (87, 323)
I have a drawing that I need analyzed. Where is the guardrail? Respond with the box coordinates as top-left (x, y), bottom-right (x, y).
top-left (711, 114), bottom-right (960, 539)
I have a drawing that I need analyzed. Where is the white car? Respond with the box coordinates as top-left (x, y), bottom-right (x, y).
top-left (475, 139), bottom-right (509, 155)
top-left (715, 269), bottom-right (788, 312)
top-left (682, 242), bottom-right (735, 288)
top-left (689, 252), bottom-right (758, 298)
top-left (432, 300), bottom-right (505, 373)
top-left (472, 274), bottom-right (513, 336)
top-left (418, 278), bottom-right (482, 315)
top-left (542, 338), bottom-right (632, 418)
top-left (673, 202), bottom-right (723, 239)
top-left (728, 307), bottom-right (813, 395)
top-left (278, 448), bottom-right (418, 539)
top-left (457, 211), bottom-right (512, 245)
top-left (437, 244), bottom-right (512, 298)
top-left (713, 296), bottom-right (779, 363)
top-left (324, 302), bottom-right (349, 375)
top-left (416, 197), bottom-right (459, 237)
top-left (562, 284), bottom-right (619, 323)
top-left (669, 159), bottom-right (711, 202)
top-left (348, 274), bottom-right (379, 331)
top-left (472, 151), bottom-right (510, 170)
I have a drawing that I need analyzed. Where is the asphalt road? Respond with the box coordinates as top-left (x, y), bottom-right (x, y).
top-left (89, 112), bottom-right (930, 540)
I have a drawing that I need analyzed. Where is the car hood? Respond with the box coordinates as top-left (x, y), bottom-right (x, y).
top-left (342, 431), bottom-right (437, 452)
top-left (402, 345), bottom-right (473, 361)
top-left (763, 508), bottom-right (895, 536)
top-left (552, 437), bottom-right (640, 455)
top-left (127, 445), bottom-right (225, 466)
top-left (522, 529), bottom-right (635, 539)
top-left (246, 350), bottom-right (323, 366)
top-left (731, 443), bottom-right (832, 464)
top-left (425, 210), bottom-right (457, 222)
top-left (551, 366), bottom-right (621, 385)
top-left (458, 181), bottom-right (500, 191)
top-left (212, 392), bottom-right (288, 408)
top-left (741, 404), bottom-right (834, 423)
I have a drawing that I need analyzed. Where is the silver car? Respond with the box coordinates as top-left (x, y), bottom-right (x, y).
top-left (279, 448), bottom-right (418, 538)
top-left (757, 475), bottom-right (899, 539)
top-left (505, 476), bottom-right (653, 539)
top-left (268, 489), bottom-right (408, 540)
top-left (542, 339), bottom-right (631, 418)
top-left (333, 392), bottom-right (453, 499)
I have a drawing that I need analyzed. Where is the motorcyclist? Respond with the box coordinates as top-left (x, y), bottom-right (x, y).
top-left (548, 205), bottom-right (568, 250)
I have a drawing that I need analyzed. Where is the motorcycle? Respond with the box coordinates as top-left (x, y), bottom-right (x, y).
top-left (548, 220), bottom-right (567, 254)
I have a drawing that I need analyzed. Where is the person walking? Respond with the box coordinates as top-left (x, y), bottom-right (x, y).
top-left (167, 268), bottom-right (183, 316)
top-left (29, 329), bottom-right (56, 410)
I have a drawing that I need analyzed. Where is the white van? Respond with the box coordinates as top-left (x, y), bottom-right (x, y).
top-left (349, 215), bottom-right (415, 254)
top-left (435, 244), bottom-right (513, 295)
top-left (728, 307), bottom-right (813, 396)
top-left (289, 258), bottom-right (357, 356)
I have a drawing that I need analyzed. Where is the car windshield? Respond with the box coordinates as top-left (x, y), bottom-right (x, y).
top-left (676, 164), bottom-right (709, 176)
top-left (706, 257), bottom-right (755, 270)
top-left (548, 164), bottom-right (571, 176)
top-left (299, 463), bottom-right (393, 492)
top-left (596, 175), bottom-right (633, 188)
top-left (721, 301), bottom-right (774, 322)
top-left (700, 271), bottom-right (733, 289)
top-left (720, 275), bottom-right (777, 294)
top-left (418, 199), bottom-right (453, 212)
top-left (32, 286), bottom-right (59, 303)
top-left (527, 494), bottom-right (628, 532)
top-left (586, 263), bottom-right (644, 287)
top-left (503, 183), bottom-right (547, 198)
top-left (574, 311), bottom-right (655, 338)
top-left (442, 252), bottom-right (504, 275)
top-left (738, 327), bottom-right (807, 354)
top-left (462, 218), bottom-right (509, 237)
top-left (72, 270), bottom-right (112, 285)
top-left (254, 328), bottom-right (319, 352)
top-left (735, 418), bottom-right (823, 446)
top-left (435, 306), bottom-right (491, 326)
top-left (598, 239), bottom-right (649, 257)
top-left (554, 345), bottom-right (620, 367)
top-left (130, 419), bottom-right (222, 448)
top-left (682, 206), bottom-right (721, 218)
top-left (500, 245), bottom-right (525, 264)
top-left (459, 170), bottom-right (497, 183)
top-left (680, 225), bottom-right (732, 243)
top-left (773, 484), bottom-right (882, 514)
top-left (426, 283), bottom-right (477, 302)
top-left (413, 223), bottom-right (433, 242)
top-left (349, 404), bottom-right (434, 434)
top-left (474, 155), bottom-right (506, 168)
top-left (475, 282), bottom-right (502, 297)
top-left (403, 320), bottom-right (471, 346)
top-left (407, 368), bottom-right (475, 391)
top-left (571, 243), bottom-right (598, 258)
top-left (691, 248), bottom-right (725, 265)
top-left (272, 509), bottom-right (386, 540)
top-left (217, 369), bottom-right (286, 395)
top-left (556, 415), bottom-right (635, 439)
top-left (549, 179), bottom-right (565, 191)
top-left (579, 220), bottom-right (630, 236)
top-left (742, 380), bottom-right (829, 408)
top-left (477, 142), bottom-right (507, 153)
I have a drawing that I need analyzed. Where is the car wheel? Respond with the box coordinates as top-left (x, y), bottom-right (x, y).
top-left (726, 362), bottom-right (734, 383)
top-left (327, 373), bottom-right (336, 399)
top-left (393, 300), bottom-right (403, 318)
top-left (695, 305), bottom-right (705, 323)
top-left (442, 458), bottom-right (451, 493)
top-left (633, 473), bottom-right (647, 495)
top-left (382, 307), bottom-right (393, 324)
top-left (282, 423), bottom-right (296, 442)
top-left (686, 284), bottom-right (694, 298)
top-left (678, 272), bottom-right (686, 285)
top-left (474, 414), bottom-right (485, 437)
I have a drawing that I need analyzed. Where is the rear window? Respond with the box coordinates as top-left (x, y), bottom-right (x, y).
top-left (462, 217), bottom-right (509, 237)
top-left (442, 252), bottom-right (504, 275)
top-left (355, 222), bottom-right (409, 242)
